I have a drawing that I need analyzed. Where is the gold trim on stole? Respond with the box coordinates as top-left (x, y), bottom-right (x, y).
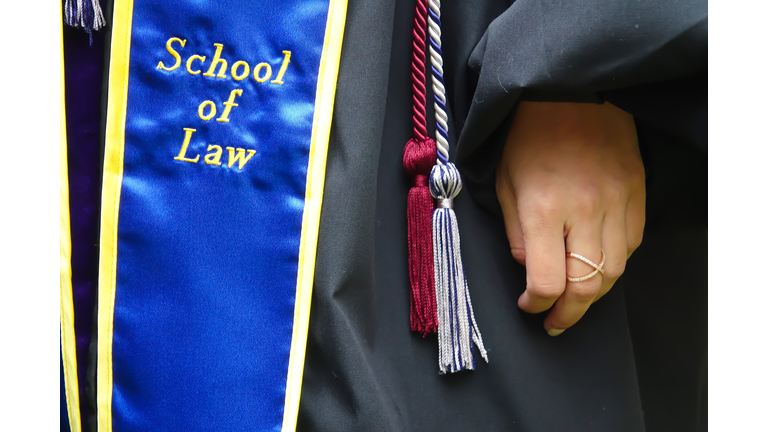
top-left (61, 10), bottom-right (83, 432)
top-left (97, 0), bottom-right (133, 430)
top-left (281, 0), bottom-right (348, 429)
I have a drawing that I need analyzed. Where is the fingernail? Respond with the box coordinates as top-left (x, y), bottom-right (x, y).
top-left (546, 328), bottom-right (565, 337)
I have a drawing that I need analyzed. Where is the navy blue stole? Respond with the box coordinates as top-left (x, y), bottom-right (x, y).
top-left (95, 1), bottom-right (347, 430)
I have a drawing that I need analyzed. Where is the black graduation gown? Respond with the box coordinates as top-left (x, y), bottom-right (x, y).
top-left (297, 0), bottom-right (707, 431)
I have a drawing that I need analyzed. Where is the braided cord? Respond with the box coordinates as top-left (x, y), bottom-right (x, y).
top-left (427, 0), bottom-right (449, 164)
top-left (411, 0), bottom-right (429, 141)
top-left (426, 0), bottom-right (489, 373)
top-left (404, 0), bottom-right (439, 335)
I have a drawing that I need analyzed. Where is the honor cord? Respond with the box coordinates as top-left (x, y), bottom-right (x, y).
top-left (426, 0), bottom-right (488, 373)
top-left (403, 0), bottom-right (439, 336)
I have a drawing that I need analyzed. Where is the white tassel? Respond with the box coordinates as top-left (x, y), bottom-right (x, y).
top-left (64, 0), bottom-right (75, 27)
top-left (63, 0), bottom-right (105, 32)
top-left (430, 163), bottom-right (488, 374)
top-left (76, 0), bottom-right (85, 27)
top-left (91, 0), bottom-right (106, 31)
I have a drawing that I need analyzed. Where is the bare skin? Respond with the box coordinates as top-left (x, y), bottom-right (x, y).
top-left (496, 101), bottom-right (646, 336)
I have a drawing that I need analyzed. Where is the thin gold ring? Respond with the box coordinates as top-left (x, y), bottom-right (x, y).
top-left (566, 250), bottom-right (605, 282)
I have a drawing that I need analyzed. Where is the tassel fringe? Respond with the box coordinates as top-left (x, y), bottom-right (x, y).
top-left (404, 138), bottom-right (438, 335)
top-left (64, 0), bottom-right (105, 43)
top-left (430, 163), bottom-right (488, 374)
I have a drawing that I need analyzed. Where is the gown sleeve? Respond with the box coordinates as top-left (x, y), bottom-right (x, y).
top-left (455, 0), bottom-right (707, 206)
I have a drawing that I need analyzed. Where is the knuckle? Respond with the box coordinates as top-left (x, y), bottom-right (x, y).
top-left (604, 179), bottom-right (627, 204)
top-left (519, 203), bottom-right (562, 234)
top-left (525, 189), bottom-right (563, 218)
top-left (574, 185), bottom-right (601, 217)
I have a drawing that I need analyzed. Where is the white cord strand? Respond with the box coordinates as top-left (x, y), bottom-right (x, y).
top-left (427, 0), bottom-right (450, 163)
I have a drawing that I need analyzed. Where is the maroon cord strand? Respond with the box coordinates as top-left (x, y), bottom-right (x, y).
top-left (411, 0), bottom-right (428, 141)
top-left (403, 0), bottom-right (438, 335)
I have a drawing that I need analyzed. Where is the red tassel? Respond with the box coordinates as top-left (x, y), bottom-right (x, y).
top-left (404, 137), bottom-right (438, 336)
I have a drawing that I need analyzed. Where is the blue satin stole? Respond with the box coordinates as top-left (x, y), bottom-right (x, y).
top-left (98, 1), bottom-right (345, 430)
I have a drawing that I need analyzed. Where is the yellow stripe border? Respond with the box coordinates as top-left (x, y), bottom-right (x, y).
top-left (97, 0), bottom-right (134, 430)
top-left (282, 0), bottom-right (348, 429)
top-left (61, 10), bottom-right (83, 432)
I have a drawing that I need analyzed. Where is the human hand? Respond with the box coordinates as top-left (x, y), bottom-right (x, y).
top-left (495, 101), bottom-right (645, 336)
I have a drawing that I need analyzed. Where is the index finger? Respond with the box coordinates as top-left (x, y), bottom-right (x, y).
top-left (517, 201), bottom-right (567, 314)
